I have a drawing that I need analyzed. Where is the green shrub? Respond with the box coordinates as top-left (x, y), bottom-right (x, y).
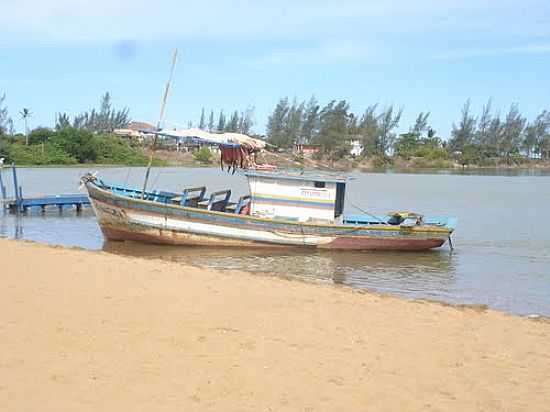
top-left (2, 128), bottom-right (150, 166)
top-left (410, 157), bottom-right (452, 169)
top-left (192, 147), bottom-right (213, 164)
top-left (51, 127), bottom-right (98, 163)
top-left (28, 127), bottom-right (56, 145)
top-left (6, 143), bottom-right (77, 165)
top-left (92, 133), bottom-right (149, 165)
top-left (371, 154), bottom-right (393, 169)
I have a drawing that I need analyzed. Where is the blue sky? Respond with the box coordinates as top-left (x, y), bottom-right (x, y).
top-left (1, 0), bottom-right (549, 137)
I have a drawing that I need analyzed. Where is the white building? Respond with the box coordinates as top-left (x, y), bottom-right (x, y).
top-left (350, 140), bottom-right (363, 157)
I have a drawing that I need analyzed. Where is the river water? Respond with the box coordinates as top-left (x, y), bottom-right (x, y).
top-left (1, 166), bottom-right (549, 315)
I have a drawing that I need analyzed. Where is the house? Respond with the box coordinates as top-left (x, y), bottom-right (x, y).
top-left (349, 140), bottom-right (363, 157)
top-left (113, 121), bottom-right (155, 141)
top-left (294, 143), bottom-right (321, 156)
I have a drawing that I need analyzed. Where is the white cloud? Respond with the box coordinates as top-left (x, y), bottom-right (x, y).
top-left (0, 0), bottom-right (549, 45)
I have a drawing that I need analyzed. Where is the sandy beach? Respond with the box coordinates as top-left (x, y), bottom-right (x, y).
top-left (1, 238), bottom-right (549, 411)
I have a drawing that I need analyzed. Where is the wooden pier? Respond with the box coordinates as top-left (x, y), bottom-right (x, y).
top-left (0, 165), bottom-right (90, 214)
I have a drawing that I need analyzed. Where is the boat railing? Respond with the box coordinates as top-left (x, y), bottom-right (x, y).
top-left (98, 180), bottom-right (178, 204)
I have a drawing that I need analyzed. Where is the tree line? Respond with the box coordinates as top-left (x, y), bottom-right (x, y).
top-left (192, 106), bottom-right (255, 135)
top-left (266, 96), bottom-right (419, 157)
top-left (2, 89), bottom-right (550, 166)
top-left (264, 96), bottom-right (550, 162)
top-left (449, 100), bottom-right (550, 162)
top-left (55, 92), bottom-right (130, 132)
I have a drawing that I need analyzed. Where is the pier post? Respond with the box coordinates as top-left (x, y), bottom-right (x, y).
top-left (18, 187), bottom-right (24, 213)
top-left (12, 164), bottom-right (21, 213)
top-left (0, 165), bottom-right (6, 200)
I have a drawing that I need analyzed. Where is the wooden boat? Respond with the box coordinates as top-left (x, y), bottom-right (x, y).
top-left (82, 169), bottom-right (457, 251)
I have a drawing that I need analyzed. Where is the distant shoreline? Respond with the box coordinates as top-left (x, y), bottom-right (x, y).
top-left (3, 161), bottom-right (550, 172)
top-left (3, 148), bottom-right (550, 171)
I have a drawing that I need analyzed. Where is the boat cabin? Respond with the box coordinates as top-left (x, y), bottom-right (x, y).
top-left (244, 170), bottom-right (347, 223)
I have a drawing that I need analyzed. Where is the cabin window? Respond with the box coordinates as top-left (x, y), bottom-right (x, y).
top-left (334, 182), bottom-right (346, 218)
top-left (314, 181), bottom-right (325, 188)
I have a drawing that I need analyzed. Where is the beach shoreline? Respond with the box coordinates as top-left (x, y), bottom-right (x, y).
top-left (1, 238), bottom-right (549, 411)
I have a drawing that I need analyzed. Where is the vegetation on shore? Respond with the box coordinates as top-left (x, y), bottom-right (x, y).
top-left (264, 97), bottom-right (550, 168)
top-left (2, 90), bottom-right (550, 169)
top-left (0, 93), bottom-right (159, 166)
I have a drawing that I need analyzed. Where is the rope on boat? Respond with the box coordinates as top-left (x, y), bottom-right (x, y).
top-left (349, 202), bottom-right (389, 225)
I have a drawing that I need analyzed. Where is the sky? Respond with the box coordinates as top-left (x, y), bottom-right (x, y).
top-left (0, 0), bottom-right (549, 137)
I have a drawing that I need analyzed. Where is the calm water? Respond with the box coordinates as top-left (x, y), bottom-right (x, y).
top-left (1, 166), bottom-right (550, 315)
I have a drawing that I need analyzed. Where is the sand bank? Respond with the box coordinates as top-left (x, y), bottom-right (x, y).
top-left (1, 238), bottom-right (549, 411)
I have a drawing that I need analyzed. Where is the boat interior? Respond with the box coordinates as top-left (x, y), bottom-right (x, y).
top-left (96, 180), bottom-right (456, 229)
top-left (97, 180), bottom-right (251, 214)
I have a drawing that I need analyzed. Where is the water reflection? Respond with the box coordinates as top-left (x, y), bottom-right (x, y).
top-left (103, 241), bottom-right (456, 298)
top-left (0, 212), bottom-right (24, 239)
top-left (0, 208), bottom-right (100, 248)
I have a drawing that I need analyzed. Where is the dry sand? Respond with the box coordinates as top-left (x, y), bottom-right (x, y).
top-left (1, 238), bottom-right (549, 411)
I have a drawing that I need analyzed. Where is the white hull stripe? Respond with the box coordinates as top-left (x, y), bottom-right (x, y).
top-left (126, 211), bottom-right (335, 246)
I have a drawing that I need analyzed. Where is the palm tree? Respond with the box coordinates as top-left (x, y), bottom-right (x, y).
top-left (20, 108), bottom-right (32, 145)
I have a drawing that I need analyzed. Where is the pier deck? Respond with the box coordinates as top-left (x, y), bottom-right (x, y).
top-left (3, 194), bottom-right (90, 213)
top-left (0, 165), bottom-right (90, 213)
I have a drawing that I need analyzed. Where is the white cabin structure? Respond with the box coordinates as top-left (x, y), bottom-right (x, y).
top-left (244, 170), bottom-right (347, 224)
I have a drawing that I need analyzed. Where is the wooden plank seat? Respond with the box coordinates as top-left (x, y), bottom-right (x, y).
top-left (225, 202), bottom-right (238, 213)
top-left (197, 199), bottom-right (210, 209)
top-left (197, 190), bottom-right (232, 211)
top-left (225, 195), bottom-right (251, 214)
top-left (171, 186), bottom-right (207, 207)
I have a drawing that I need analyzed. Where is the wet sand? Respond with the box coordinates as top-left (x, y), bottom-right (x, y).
top-left (1, 238), bottom-right (549, 411)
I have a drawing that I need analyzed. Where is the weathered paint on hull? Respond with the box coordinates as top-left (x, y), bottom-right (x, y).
top-left (318, 236), bottom-right (445, 251)
top-left (101, 225), bottom-right (445, 250)
top-left (87, 182), bottom-right (451, 251)
top-left (101, 226), bottom-right (308, 248)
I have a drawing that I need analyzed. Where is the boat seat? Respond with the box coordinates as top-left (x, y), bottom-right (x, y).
top-left (234, 195), bottom-right (251, 214)
top-left (198, 190), bottom-right (232, 211)
top-left (198, 200), bottom-right (210, 209)
top-left (225, 202), bottom-right (238, 213)
top-left (173, 186), bottom-right (207, 207)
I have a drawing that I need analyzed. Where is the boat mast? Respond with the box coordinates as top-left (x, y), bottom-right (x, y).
top-left (141, 48), bottom-right (178, 199)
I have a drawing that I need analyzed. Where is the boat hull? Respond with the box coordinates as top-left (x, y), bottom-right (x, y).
top-left (87, 182), bottom-right (450, 251)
